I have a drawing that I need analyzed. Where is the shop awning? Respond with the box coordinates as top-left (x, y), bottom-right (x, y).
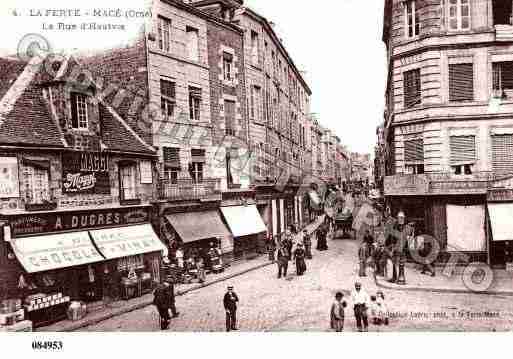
top-left (220, 205), bottom-right (267, 238)
top-left (89, 224), bottom-right (166, 260)
top-left (10, 231), bottom-right (104, 273)
top-left (165, 210), bottom-right (230, 244)
top-left (488, 203), bottom-right (513, 242)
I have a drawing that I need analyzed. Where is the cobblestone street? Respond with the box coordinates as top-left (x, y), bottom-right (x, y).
top-left (81, 235), bottom-right (513, 332)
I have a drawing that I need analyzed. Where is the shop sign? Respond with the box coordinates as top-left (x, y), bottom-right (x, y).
top-left (62, 152), bottom-right (110, 194)
top-left (429, 180), bottom-right (489, 195)
top-left (9, 207), bottom-right (150, 237)
top-left (487, 189), bottom-right (513, 202)
top-left (384, 175), bottom-right (429, 196)
top-left (0, 157), bottom-right (20, 198)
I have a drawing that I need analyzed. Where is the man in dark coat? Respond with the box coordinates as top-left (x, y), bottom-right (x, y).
top-left (277, 243), bottom-right (289, 279)
top-left (223, 286), bottom-right (239, 331)
top-left (294, 243), bottom-right (307, 276)
top-left (153, 284), bottom-right (171, 330)
top-left (166, 281), bottom-right (179, 318)
top-left (303, 230), bottom-right (312, 259)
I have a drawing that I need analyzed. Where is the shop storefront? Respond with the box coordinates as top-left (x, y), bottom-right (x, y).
top-left (220, 205), bottom-right (267, 260)
top-left (487, 188), bottom-right (513, 268)
top-left (164, 209), bottom-right (232, 262)
top-left (0, 206), bottom-right (165, 328)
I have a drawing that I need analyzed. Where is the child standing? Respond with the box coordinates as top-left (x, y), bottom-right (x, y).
top-left (330, 292), bottom-right (347, 332)
top-left (376, 291), bottom-right (389, 326)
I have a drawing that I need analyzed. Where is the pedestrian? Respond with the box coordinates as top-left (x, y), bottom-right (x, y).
top-left (303, 230), bottom-right (312, 259)
top-left (166, 281), bottom-right (180, 318)
top-left (376, 291), bottom-right (389, 326)
top-left (416, 235), bottom-right (436, 277)
top-left (294, 243), bottom-right (307, 276)
top-left (351, 281), bottom-right (370, 332)
top-left (358, 243), bottom-right (368, 277)
top-left (153, 283), bottom-right (171, 330)
top-left (276, 243), bottom-right (289, 279)
top-left (176, 247), bottom-right (184, 270)
top-left (330, 292), bottom-right (347, 332)
top-left (267, 234), bottom-right (276, 261)
top-left (284, 230), bottom-right (294, 258)
top-left (223, 286), bottom-right (239, 332)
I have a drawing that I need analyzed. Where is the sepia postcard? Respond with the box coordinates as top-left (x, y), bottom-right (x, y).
top-left (0, 1), bottom-right (512, 355)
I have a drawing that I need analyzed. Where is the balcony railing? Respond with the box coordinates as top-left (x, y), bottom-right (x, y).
top-left (158, 178), bottom-right (222, 201)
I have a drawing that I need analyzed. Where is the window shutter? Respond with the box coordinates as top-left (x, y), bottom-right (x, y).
top-left (450, 136), bottom-right (476, 165)
top-left (191, 149), bottom-right (206, 163)
top-left (404, 138), bottom-right (424, 164)
top-left (449, 64), bottom-right (474, 101)
top-left (70, 93), bottom-right (78, 128)
top-left (403, 69), bottom-right (421, 108)
top-left (492, 135), bottom-right (513, 174)
top-left (163, 147), bottom-right (180, 169)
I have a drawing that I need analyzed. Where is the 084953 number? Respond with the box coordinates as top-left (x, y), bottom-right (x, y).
top-left (31, 341), bottom-right (63, 351)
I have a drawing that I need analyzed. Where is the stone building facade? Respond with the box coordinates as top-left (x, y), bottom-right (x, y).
top-left (383, 0), bottom-right (513, 266)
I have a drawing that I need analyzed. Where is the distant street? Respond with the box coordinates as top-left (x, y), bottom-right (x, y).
top-left (81, 234), bottom-right (513, 332)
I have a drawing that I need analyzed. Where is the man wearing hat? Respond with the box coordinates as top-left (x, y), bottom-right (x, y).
top-left (294, 243), bottom-right (307, 276)
top-left (351, 281), bottom-right (370, 332)
top-left (303, 229), bottom-right (312, 259)
top-left (223, 286), bottom-right (239, 331)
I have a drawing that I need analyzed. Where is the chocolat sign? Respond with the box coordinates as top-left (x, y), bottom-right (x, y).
top-left (62, 152), bottom-right (110, 194)
top-left (10, 207), bottom-right (150, 237)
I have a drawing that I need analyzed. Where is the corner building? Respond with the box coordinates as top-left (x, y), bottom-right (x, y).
top-left (383, 0), bottom-right (513, 266)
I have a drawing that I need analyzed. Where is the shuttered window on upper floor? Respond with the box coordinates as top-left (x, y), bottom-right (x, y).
top-left (449, 63), bottom-right (474, 102)
top-left (404, 138), bottom-right (424, 164)
top-left (492, 135), bottom-right (513, 175)
top-left (403, 69), bottom-right (421, 108)
top-left (450, 136), bottom-right (476, 165)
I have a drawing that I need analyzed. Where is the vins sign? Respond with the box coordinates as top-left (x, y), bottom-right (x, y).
top-left (62, 151), bottom-right (110, 194)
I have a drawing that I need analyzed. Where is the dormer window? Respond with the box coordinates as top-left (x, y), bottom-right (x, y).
top-left (71, 92), bottom-right (88, 130)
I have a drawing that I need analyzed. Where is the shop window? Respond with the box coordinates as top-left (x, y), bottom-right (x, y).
top-left (189, 86), bottom-right (202, 121)
top-left (223, 52), bottom-right (233, 82)
top-left (70, 92), bottom-right (88, 130)
top-left (493, 0), bottom-right (512, 25)
top-left (158, 16), bottom-right (171, 52)
top-left (22, 164), bottom-right (50, 205)
top-left (119, 163), bottom-right (137, 201)
top-left (447, 0), bottom-right (470, 31)
top-left (493, 61), bottom-right (513, 98)
top-left (403, 69), bottom-right (421, 108)
top-left (160, 79), bottom-right (175, 121)
top-left (449, 63), bottom-right (474, 102)
top-left (186, 26), bottom-right (199, 62)
top-left (405, 0), bottom-right (420, 38)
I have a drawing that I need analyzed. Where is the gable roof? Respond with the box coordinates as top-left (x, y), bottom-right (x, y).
top-left (0, 57), bottom-right (64, 148)
top-left (0, 55), bottom-right (155, 155)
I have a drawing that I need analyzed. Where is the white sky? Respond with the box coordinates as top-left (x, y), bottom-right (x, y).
top-left (0, 0), bottom-right (386, 155)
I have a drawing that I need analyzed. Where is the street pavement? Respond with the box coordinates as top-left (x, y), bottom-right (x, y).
top-left (80, 232), bottom-right (513, 332)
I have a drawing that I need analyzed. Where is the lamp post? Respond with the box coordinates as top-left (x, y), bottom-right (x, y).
top-left (396, 211), bottom-right (407, 285)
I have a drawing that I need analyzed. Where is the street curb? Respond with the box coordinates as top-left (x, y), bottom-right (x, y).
top-left (374, 275), bottom-right (513, 296)
top-left (40, 260), bottom-right (275, 332)
top-left (39, 217), bottom-right (325, 332)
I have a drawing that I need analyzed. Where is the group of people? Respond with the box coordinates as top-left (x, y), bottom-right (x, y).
top-left (171, 242), bottom-right (224, 283)
top-left (330, 282), bottom-right (389, 332)
top-left (275, 228), bottom-right (310, 279)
